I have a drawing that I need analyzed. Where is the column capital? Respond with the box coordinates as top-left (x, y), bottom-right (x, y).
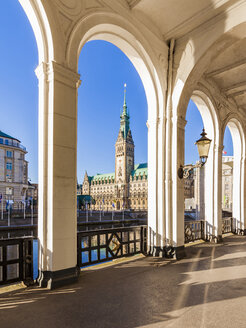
top-left (172, 115), bottom-right (187, 130)
top-left (214, 144), bottom-right (224, 153)
top-left (35, 62), bottom-right (48, 80)
top-left (157, 116), bottom-right (167, 125)
top-left (146, 119), bottom-right (159, 129)
top-left (35, 61), bottom-right (81, 89)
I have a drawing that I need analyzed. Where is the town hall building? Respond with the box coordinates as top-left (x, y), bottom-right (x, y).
top-left (80, 89), bottom-right (147, 211)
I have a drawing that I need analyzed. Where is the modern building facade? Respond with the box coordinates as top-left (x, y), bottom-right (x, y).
top-left (80, 90), bottom-right (148, 211)
top-left (0, 131), bottom-right (28, 209)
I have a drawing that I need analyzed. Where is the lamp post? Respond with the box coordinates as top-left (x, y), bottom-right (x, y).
top-left (178, 128), bottom-right (212, 179)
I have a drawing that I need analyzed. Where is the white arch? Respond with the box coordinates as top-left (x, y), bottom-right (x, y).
top-left (66, 13), bottom-right (165, 122)
top-left (66, 12), bottom-right (165, 254)
top-left (223, 117), bottom-right (246, 232)
top-left (190, 90), bottom-right (221, 239)
top-left (18, 0), bottom-right (53, 63)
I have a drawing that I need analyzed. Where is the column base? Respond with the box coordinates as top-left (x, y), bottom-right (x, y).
top-left (148, 245), bottom-right (186, 260)
top-left (38, 266), bottom-right (80, 289)
top-left (206, 235), bottom-right (223, 243)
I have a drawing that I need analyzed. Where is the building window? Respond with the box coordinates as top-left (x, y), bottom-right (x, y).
top-left (0, 138), bottom-right (3, 144)
top-left (6, 151), bottom-right (13, 158)
top-left (5, 139), bottom-right (8, 145)
top-left (6, 173), bottom-right (12, 182)
top-left (6, 162), bottom-right (12, 170)
top-left (6, 187), bottom-right (13, 195)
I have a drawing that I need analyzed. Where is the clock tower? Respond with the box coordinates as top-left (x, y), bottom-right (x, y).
top-left (115, 85), bottom-right (134, 209)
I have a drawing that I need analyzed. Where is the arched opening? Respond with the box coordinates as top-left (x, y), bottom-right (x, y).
top-left (222, 126), bottom-right (233, 213)
top-left (0, 1), bottom-right (44, 283)
top-left (223, 119), bottom-right (245, 233)
top-left (77, 39), bottom-right (148, 223)
top-left (184, 90), bottom-right (220, 241)
top-left (68, 19), bottom-right (163, 258)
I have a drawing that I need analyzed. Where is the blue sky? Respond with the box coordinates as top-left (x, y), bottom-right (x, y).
top-left (0, 1), bottom-right (233, 183)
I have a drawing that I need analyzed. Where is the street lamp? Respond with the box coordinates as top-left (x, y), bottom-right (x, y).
top-left (178, 128), bottom-right (212, 179)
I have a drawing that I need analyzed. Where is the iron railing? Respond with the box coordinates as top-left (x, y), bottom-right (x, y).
top-left (185, 217), bottom-right (238, 243)
top-left (77, 225), bottom-right (147, 267)
top-left (184, 220), bottom-right (204, 243)
top-left (221, 217), bottom-right (233, 234)
top-left (0, 237), bottom-right (35, 285)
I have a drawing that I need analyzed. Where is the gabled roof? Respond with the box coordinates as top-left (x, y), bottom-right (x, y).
top-left (0, 131), bottom-right (20, 142)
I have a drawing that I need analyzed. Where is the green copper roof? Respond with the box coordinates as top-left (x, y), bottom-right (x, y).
top-left (92, 172), bottom-right (115, 181)
top-left (0, 131), bottom-right (20, 142)
top-left (86, 162), bottom-right (147, 183)
top-left (131, 163), bottom-right (148, 177)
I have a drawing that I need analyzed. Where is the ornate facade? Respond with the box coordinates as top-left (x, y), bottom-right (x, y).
top-left (81, 89), bottom-right (148, 211)
top-left (185, 156), bottom-right (233, 215)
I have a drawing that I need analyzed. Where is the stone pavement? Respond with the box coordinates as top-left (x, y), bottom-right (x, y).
top-left (1, 235), bottom-right (246, 328)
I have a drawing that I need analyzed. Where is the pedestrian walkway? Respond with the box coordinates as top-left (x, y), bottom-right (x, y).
top-left (1, 235), bottom-right (246, 328)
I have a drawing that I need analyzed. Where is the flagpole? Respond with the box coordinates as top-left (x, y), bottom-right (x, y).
top-left (8, 197), bottom-right (10, 227)
top-left (1, 194), bottom-right (3, 220)
top-left (24, 189), bottom-right (26, 220)
top-left (86, 202), bottom-right (88, 223)
top-left (100, 202), bottom-right (102, 222)
top-left (31, 191), bottom-right (34, 226)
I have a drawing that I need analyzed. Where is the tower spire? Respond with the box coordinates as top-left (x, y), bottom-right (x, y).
top-left (123, 83), bottom-right (127, 115)
top-left (119, 83), bottom-right (130, 139)
top-left (124, 83), bottom-right (126, 106)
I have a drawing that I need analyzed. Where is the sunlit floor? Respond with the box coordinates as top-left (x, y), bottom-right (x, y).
top-left (1, 235), bottom-right (246, 328)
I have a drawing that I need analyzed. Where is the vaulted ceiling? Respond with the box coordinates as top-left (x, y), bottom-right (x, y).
top-left (126, 0), bottom-right (240, 40)
top-left (125, 0), bottom-right (246, 112)
top-left (205, 24), bottom-right (246, 112)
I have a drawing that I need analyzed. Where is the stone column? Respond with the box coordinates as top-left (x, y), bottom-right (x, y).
top-left (240, 156), bottom-right (245, 233)
top-left (171, 115), bottom-right (186, 258)
top-left (36, 61), bottom-right (80, 288)
top-left (147, 120), bottom-right (158, 255)
top-left (157, 117), bottom-right (166, 256)
top-left (213, 144), bottom-right (223, 241)
top-left (233, 149), bottom-right (242, 232)
top-left (241, 155), bottom-right (246, 234)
